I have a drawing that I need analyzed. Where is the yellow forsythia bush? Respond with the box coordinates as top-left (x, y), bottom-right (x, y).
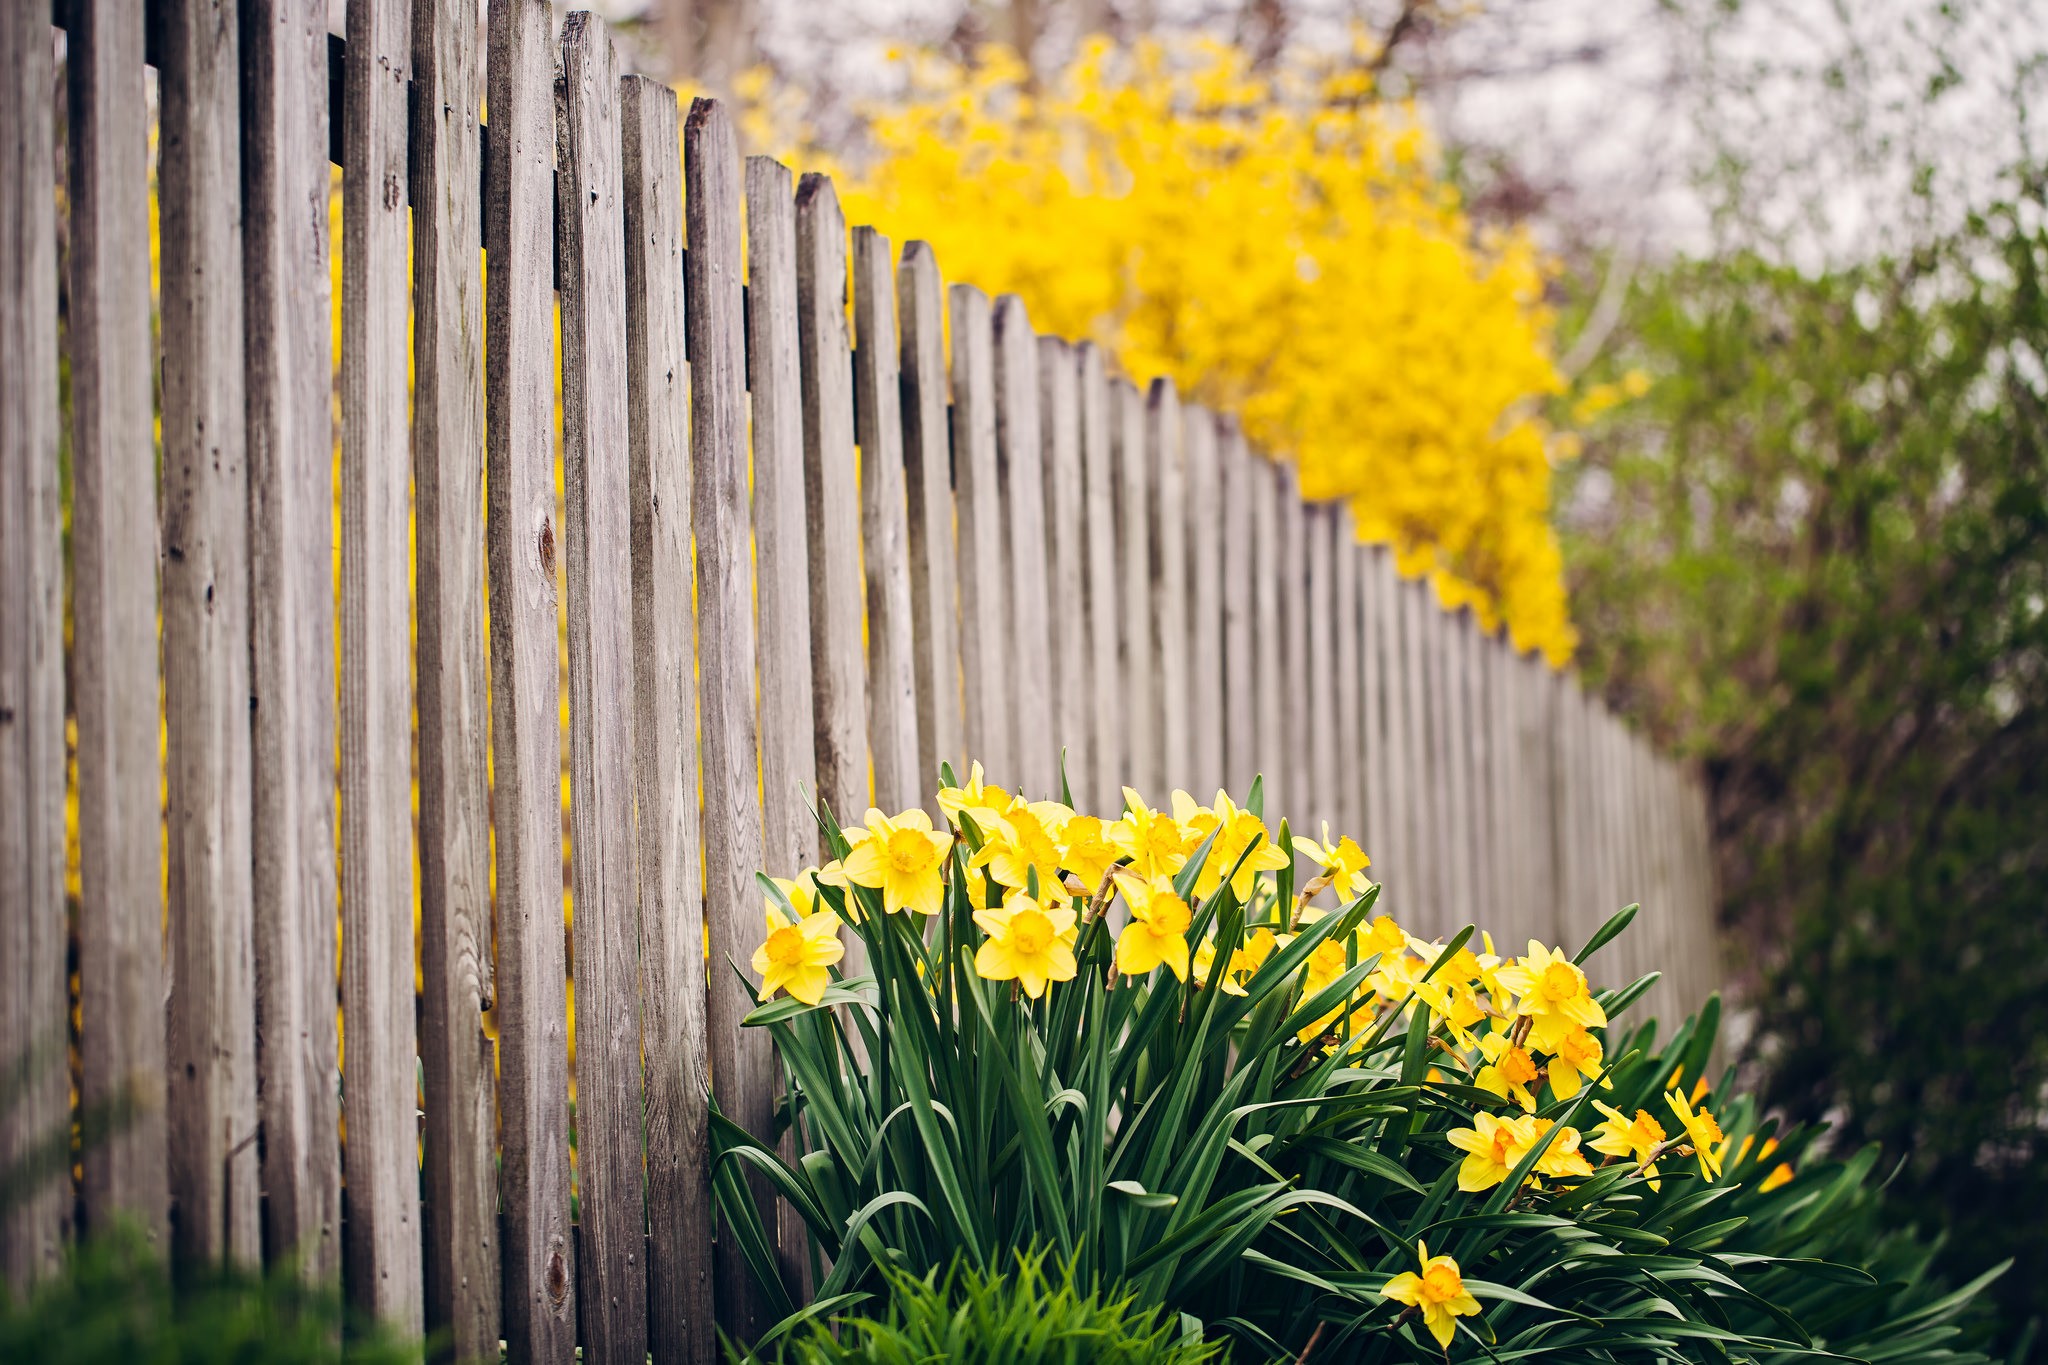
top-left (760, 39), bottom-right (1577, 660)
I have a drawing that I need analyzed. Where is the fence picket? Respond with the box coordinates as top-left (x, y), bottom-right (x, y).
top-left (1039, 338), bottom-right (1090, 798)
top-left (1148, 381), bottom-right (1190, 797)
top-left (408, 0), bottom-right (496, 1346)
top-left (1306, 505), bottom-right (1338, 833)
top-left (798, 176), bottom-right (869, 831)
top-left (622, 73), bottom-right (717, 1365)
top-left (996, 297), bottom-right (1057, 797)
top-left (1250, 452), bottom-right (1283, 815)
top-left (486, 2), bottom-right (576, 1354)
top-left (65, 0), bottom-right (171, 1252)
top-left (951, 287), bottom-right (1013, 784)
top-left (1079, 346), bottom-right (1123, 812)
top-left (1186, 409), bottom-right (1224, 796)
top-left (749, 157), bottom-right (820, 872)
top-left (1333, 520), bottom-right (1363, 843)
top-left (1278, 467), bottom-right (1310, 832)
top-left (1360, 547), bottom-right (1390, 868)
top-left (687, 97), bottom-right (778, 1339)
top-left (557, 21), bottom-right (649, 1365)
top-left (898, 245), bottom-right (962, 802)
top-left (0, 0), bottom-right (67, 1292)
top-left (1220, 424), bottom-right (1256, 802)
top-left (1116, 379), bottom-right (1158, 798)
top-left (853, 229), bottom-right (922, 814)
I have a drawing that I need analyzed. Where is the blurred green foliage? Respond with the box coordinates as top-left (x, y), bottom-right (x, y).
top-left (1561, 175), bottom-right (2048, 1343)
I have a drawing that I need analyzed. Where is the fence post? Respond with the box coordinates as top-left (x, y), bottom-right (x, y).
top-left (797, 175), bottom-right (869, 833)
top-left (1306, 505), bottom-right (1338, 834)
top-left (1039, 338), bottom-right (1090, 799)
top-left (748, 157), bottom-right (819, 872)
top-left (996, 297), bottom-right (1056, 798)
top-left (1333, 518), bottom-right (1363, 843)
top-left (1249, 453), bottom-right (1283, 815)
top-left (1079, 347), bottom-right (1123, 812)
top-left (487, 2), bottom-right (576, 1354)
top-left (1277, 467), bottom-right (1309, 832)
top-left (66, 0), bottom-right (171, 1253)
top-left (686, 97), bottom-right (778, 1340)
top-left (0, 0), bottom-right (68, 1292)
top-left (898, 244), bottom-right (961, 805)
top-left (1365, 549), bottom-right (1401, 896)
top-left (1219, 423), bottom-right (1256, 803)
top-left (951, 287), bottom-right (1013, 785)
top-left (409, 0), bottom-right (496, 1345)
top-left (622, 72), bottom-right (717, 1365)
top-left (853, 228), bottom-right (921, 815)
top-left (1114, 379), bottom-right (1156, 798)
top-left (1148, 381), bottom-right (1190, 797)
top-left (1185, 409), bottom-right (1224, 797)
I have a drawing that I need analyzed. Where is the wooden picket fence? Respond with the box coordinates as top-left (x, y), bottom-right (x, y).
top-left (0, 2), bottom-right (1722, 1360)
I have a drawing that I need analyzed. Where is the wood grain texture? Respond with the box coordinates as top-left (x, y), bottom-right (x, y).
top-left (1332, 520), bottom-right (1363, 843)
top-left (1078, 346), bottom-right (1123, 812)
top-left (556, 21), bottom-right (649, 1365)
top-left (0, 0), bottom-right (69, 1291)
top-left (1398, 579), bottom-right (1432, 925)
top-left (995, 297), bottom-right (1055, 797)
top-left (1359, 548), bottom-right (1392, 879)
top-left (747, 157), bottom-right (819, 872)
top-left (409, 0), bottom-right (496, 1346)
top-left (897, 244), bottom-right (961, 804)
top-left (622, 73), bottom-right (716, 1365)
top-left (1277, 466), bottom-right (1309, 834)
top-left (686, 97), bottom-right (777, 1340)
top-left (1218, 424), bottom-right (1255, 803)
top-left (796, 175), bottom-right (869, 828)
top-left (485, 2), bottom-right (576, 1355)
top-left (65, 0), bottom-right (169, 1252)
top-left (1113, 380), bottom-right (1155, 798)
top-left (1446, 611), bottom-right (1476, 928)
top-left (1147, 381), bottom-right (1189, 797)
top-left (1305, 505), bottom-right (1337, 834)
top-left (853, 228), bottom-right (921, 814)
top-left (949, 286), bottom-right (1012, 784)
top-left (159, 0), bottom-right (261, 1277)
top-left (340, 0), bottom-right (423, 1329)
top-left (1184, 408), bottom-right (1223, 798)
top-left (1249, 452), bottom-right (1282, 818)
top-left (1038, 338), bottom-right (1088, 799)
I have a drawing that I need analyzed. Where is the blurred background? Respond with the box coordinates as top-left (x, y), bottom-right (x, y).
top-left (552, 0), bottom-right (2048, 1343)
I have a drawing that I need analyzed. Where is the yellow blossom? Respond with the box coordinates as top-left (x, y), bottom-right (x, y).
top-left (1760, 1162), bottom-right (1795, 1193)
top-left (970, 799), bottom-right (1074, 893)
top-left (1493, 941), bottom-right (1607, 1048)
top-left (1476, 1029), bottom-right (1543, 1113)
top-left (1358, 914), bottom-right (1410, 959)
top-left (1056, 813), bottom-right (1122, 890)
top-left (1528, 1118), bottom-right (1595, 1180)
top-left (972, 891), bottom-right (1079, 999)
top-left (1447, 1111), bottom-right (1538, 1192)
top-left (1292, 823), bottom-right (1373, 900)
top-left (938, 762), bottom-right (1015, 822)
top-left (1545, 1026), bottom-right (1609, 1101)
top-left (1193, 926), bottom-right (1278, 997)
top-left (1667, 1088), bottom-right (1727, 1182)
top-left (1109, 787), bottom-right (1198, 881)
top-left (1177, 790), bottom-right (1289, 900)
top-left (1589, 1101), bottom-right (1666, 1190)
top-left (1379, 1240), bottom-right (1481, 1349)
top-left (1113, 871), bottom-right (1193, 981)
top-left (750, 905), bottom-right (845, 1006)
top-left (842, 806), bottom-right (953, 916)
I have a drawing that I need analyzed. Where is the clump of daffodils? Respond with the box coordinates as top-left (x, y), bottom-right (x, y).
top-left (753, 766), bottom-right (1767, 1198)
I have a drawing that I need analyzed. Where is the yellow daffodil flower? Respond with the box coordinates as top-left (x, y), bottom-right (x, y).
top-left (938, 762), bottom-right (1014, 822)
top-left (1292, 822), bottom-right (1373, 900)
top-left (1545, 1025), bottom-right (1609, 1101)
top-left (1493, 941), bottom-right (1607, 1047)
top-left (1528, 1118), bottom-right (1595, 1180)
top-left (1180, 791), bottom-right (1289, 900)
top-left (842, 806), bottom-right (953, 916)
top-left (1666, 1088), bottom-right (1727, 1181)
top-left (1760, 1162), bottom-right (1795, 1192)
top-left (1476, 1030), bottom-right (1543, 1113)
top-left (1358, 914), bottom-right (1409, 958)
top-left (751, 905), bottom-right (845, 1005)
top-left (1193, 926), bottom-right (1278, 997)
top-left (970, 799), bottom-right (1073, 893)
top-left (1056, 813), bottom-right (1122, 890)
top-left (972, 891), bottom-right (1079, 999)
top-left (1109, 787), bottom-right (1198, 880)
top-left (1589, 1100), bottom-right (1666, 1189)
top-left (1447, 1111), bottom-right (1538, 1192)
top-left (1113, 870), bottom-right (1193, 981)
top-left (1379, 1241), bottom-right (1481, 1348)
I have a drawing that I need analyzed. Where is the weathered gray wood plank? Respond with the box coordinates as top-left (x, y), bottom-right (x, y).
top-left (557, 20), bottom-right (649, 1365)
top-left (486, 1), bottom-right (576, 1354)
top-left (898, 244), bottom-right (960, 804)
top-left (159, 0), bottom-right (261, 1277)
top-left (340, 0), bottom-right (423, 1328)
top-left (1249, 451), bottom-right (1283, 817)
top-left (1148, 382), bottom-right (1189, 796)
top-left (797, 175), bottom-right (869, 828)
top-left (1306, 504), bottom-right (1337, 833)
top-left (853, 228), bottom-right (921, 814)
top-left (65, 0), bottom-right (170, 1254)
top-left (0, 0), bottom-right (69, 1291)
top-left (1359, 547), bottom-right (1392, 878)
top-left (1038, 338), bottom-right (1089, 799)
top-left (1219, 424), bottom-right (1255, 803)
top-left (748, 157), bottom-right (819, 870)
top-left (949, 286), bottom-right (1012, 784)
top-left (1333, 517), bottom-right (1363, 842)
top-left (686, 97), bottom-right (777, 1339)
top-left (410, 0), bottom-right (496, 1345)
top-left (1278, 466), bottom-right (1309, 834)
top-left (622, 72), bottom-right (716, 1365)
top-left (1184, 408), bottom-right (1223, 798)
top-left (1115, 379), bottom-right (1157, 798)
top-left (1399, 577), bottom-right (1433, 924)
top-left (995, 297), bottom-right (1054, 798)
top-left (1078, 346), bottom-right (1122, 811)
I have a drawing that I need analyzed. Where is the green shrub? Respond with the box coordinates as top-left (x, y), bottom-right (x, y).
top-left (712, 773), bottom-right (2008, 1360)
top-left (751, 1249), bottom-right (1221, 1365)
